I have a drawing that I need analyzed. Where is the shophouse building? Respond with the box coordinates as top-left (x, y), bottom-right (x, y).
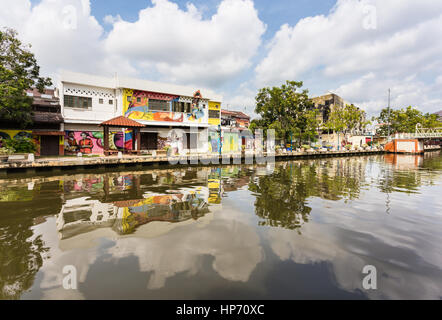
top-left (58, 71), bottom-right (222, 155)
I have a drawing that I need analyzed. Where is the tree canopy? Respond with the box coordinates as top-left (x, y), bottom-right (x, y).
top-left (0, 28), bottom-right (52, 127)
top-left (254, 81), bottom-right (316, 145)
top-left (373, 106), bottom-right (441, 136)
top-left (326, 103), bottom-right (369, 135)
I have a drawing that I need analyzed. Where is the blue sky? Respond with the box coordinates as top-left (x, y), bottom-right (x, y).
top-left (7, 0), bottom-right (442, 116)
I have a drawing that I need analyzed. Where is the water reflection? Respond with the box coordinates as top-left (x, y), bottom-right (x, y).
top-left (0, 152), bottom-right (441, 299)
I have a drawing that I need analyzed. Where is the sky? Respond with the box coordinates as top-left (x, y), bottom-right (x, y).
top-left (1, 0), bottom-right (442, 118)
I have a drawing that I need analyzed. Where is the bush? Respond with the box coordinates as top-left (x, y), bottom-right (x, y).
top-left (0, 147), bottom-right (14, 155)
top-left (301, 144), bottom-right (310, 149)
top-left (4, 138), bottom-right (37, 153)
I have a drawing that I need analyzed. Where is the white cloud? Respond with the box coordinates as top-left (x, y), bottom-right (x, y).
top-left (104, 0), bottom-right (265, 87)
top-left (255, 0), bottom-right (442, 114)
top-left (103, 14), bottom-right (122, 25)
top-left (0, 0), bottom-right (135, 82)
top-left (0, 0), bottom-right (265, 90)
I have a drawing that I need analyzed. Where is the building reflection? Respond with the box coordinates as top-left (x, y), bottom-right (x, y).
top-left (54, 166), bottom-right (255, 242)
top-left (57, 187), bottom-right (211, 239)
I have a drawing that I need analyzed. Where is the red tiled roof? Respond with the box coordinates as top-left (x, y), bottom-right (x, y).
top-left (100, 116), bottom-right (145, 127)
top-left (221, 109), bottom-right (250, 119)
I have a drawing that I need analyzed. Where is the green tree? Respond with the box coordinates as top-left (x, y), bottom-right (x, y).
top-left (0, 28), bottom-right (52, 127)
top-left (326, 104), bottom-right (368, 144)
top-left (374, 106), bottom-right (440, 136)
top-left (303, 109), bottom-right (320, 143)
top-left (254, 81), bottom-right (314, 147)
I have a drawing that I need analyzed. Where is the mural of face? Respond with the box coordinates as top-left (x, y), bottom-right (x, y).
top-left (79, 132), bottom-right (94, 154)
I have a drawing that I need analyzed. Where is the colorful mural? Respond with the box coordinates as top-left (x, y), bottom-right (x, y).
top-left (64, 131), bottom-right (124, 155)
top-left (123, 88), bottom-right (208, 123)
top-left (124, 129), bottom-right (133, 151)
top-left (208, 130), bottom-right (221, 153)
top-left (123, 89), bottom-right (183, 122)
top-left (0, 130), bottom-right (33, 148)
top-left (222, 131), bottom-right (240, 153)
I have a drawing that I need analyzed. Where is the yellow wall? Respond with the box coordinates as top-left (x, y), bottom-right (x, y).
top-left (208, 101), bottom-right (221, 126)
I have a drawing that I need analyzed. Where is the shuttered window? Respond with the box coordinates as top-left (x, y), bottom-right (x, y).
top-left (64, 95), bottom-right (92, 109)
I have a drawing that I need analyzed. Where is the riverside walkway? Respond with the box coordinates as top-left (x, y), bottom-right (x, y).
top-left (0, 149), bottom-right (388, 177)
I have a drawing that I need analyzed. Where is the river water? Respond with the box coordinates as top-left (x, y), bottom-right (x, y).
top-left (0, 152), bottom-right (441, 300)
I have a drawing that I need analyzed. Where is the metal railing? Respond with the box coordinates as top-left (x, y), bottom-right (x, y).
top-left (392, 125), bottom-right (442, 139)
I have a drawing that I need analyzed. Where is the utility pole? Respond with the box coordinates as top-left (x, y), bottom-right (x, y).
top-left (387, 88), bottom-right (391, 140)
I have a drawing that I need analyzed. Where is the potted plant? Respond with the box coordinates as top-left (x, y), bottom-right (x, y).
top-left (0, 147), bottom-right (14, 162)
top-left (5, 137), bottom-right (36, 156)
top-left (301, 144), bottom-right (310, 152)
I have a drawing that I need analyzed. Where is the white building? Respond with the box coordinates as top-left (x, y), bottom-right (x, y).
top-left (57, 71), bottom-right (222, 155)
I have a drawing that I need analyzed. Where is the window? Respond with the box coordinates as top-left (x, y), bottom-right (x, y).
top-left (172, 101), bottom-right (191, 113)
top-left (127, 96), bottom-right (132, 102)
top-left (137, 97), bottom-right (141, 103)
top-left (64, 95), bottom-right (92, 109)
top-left (149, 99), bottom-right (169, 111)
top-left (109, 99), bottom-right (113, 105)
top-left (209, 110), bottom-right (220, 118)
top-left (99, 98), bottom-right (103, 104)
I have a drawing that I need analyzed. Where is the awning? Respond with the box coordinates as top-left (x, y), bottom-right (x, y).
top-left (100, 116), bottom-right (145, 128)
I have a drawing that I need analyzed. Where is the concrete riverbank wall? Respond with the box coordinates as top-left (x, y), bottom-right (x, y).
top-left (0, 149), bottom-right (387, 177)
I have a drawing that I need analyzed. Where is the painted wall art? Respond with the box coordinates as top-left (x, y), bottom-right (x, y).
top-left (64, 131), bottom-right (124, 155)
top-left (0, 130), bottom-right (33, 148)
top-left (123, 89), bottom-right (183, 122)
top-left (123, 89), bottom-right (208, 124)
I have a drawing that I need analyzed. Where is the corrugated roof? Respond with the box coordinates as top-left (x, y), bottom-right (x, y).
top-left (100, 116), bottom-right (145, 127)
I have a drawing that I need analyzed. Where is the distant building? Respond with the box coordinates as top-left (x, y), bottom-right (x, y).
top-left (221, 109), bottom-right (250, 128)
top-left (0, 88), bottom-right (64, 156)
top-left (311, 93), bottom-right (345, 127)
top-left (434, 110), bottom-right (442, 122)
top-left (310, 93), bottom-right (370, 148)
top-left (311, 93), bottom-right (367, 135)
top-left (219, 109), bottom-right (251, 153)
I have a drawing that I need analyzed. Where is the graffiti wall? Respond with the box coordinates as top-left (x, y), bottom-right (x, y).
top-left (208, 130), bottom-right (221, 153)
top-left (222, 131), bottom-right (240, 153)
top-left (157, 130), bottom-right (185, 154)
top-left (0, 129), bottom-right (33, 148)
top-left (123, 89), bottom-right (208, 124)
top-left (64, 131), bottom-right (124, 155)
top-left (185, 100), bottom-right (208, 123)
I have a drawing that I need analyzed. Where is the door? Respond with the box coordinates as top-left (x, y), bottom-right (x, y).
top-left (186, 133), bottom-right (198, 150)
top-left (140, 132), bottom-right (158, 150)
top-left (40, 135), bottom-right (59, 156)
